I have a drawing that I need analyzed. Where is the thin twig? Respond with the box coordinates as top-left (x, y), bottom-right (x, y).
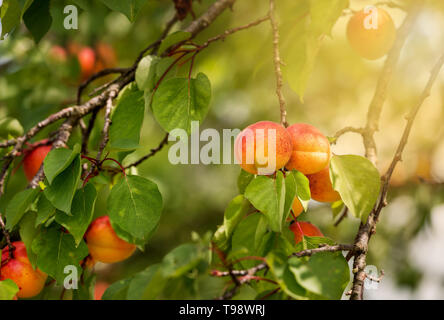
top-left (269, 0), bottom-right (288, 127)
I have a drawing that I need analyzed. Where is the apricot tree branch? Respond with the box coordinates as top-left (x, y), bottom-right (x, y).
top-left (350, 52), bottom-right (444, 300)
top-left (362, 2), bottom-right (422, 164)
top-left (269, 0), bottom-right (288, 127)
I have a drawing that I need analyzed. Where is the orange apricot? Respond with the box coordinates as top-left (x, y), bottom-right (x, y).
top-left (291, 198), bottom-right (304, 218)
top-left (306, 165), bottom-right (341, 203)
top-left (347, 7), bottom-right (396, 60)
top-left (235, 121), bottom-right (293, 175)
top-left (23, 144), bottom-right (52, 182)
top-left (0, 242), bottom-right (47, 298)
top-left (77, 47), bottom-right (96, 80)
top-left (285, 123), bottom-right (331, 175)
top-left (84, 216), bottom-right (136, 264)
top-left (289, 221), bottom-right (323, 244)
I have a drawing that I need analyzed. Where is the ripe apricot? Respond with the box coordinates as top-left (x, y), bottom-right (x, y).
top-left (0, 242), bottom-right (47, 298)
top-left (235, 121), bottom-right (292, 175)
top-left (285, 123), bottom-right (331, 175)
top-left (291, 198), bottom-right (304, 218)
top-left (347, 7), bottom-right (396, 60)
top-left (23, 144), bottom-right (52, 182)
top-left (94, 281), bottom-right (109, 300)
top-left (289, 221), bottom-right (323, 244)
top-left (307, 165), bottom-right (341, 203)
top-left (77, 47), bottom-right (96, 80)
top-left (84, 216), bottom-right (136, 264)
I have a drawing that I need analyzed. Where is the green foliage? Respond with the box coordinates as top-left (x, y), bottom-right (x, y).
top-left (5, 188), bottom-right (39, 230)
top-left (107, 175), bottom-right (163, 243)
top-left (43, 144), bottom-right (80, 184)
top-left (158, 31), bottom-right (192, 55)
top-left (44, 155), bottom-right (81, 214)
top-left (0, 117), bottom-right (23, 138)
top-left (22, 0), bottom-right (52, 43)
top-left (330, 155), bottom-right (381, 223)
top-left (32, 226), bottom-right (89, 285)
top-left (152, 73), bottom-right (212, 134)
top-left (0, 279), bottom-right (19, 300)
top-left (55, 183), bottom-right (97, 246)
top-left (98, 0), bottom-right (148, 22)
top-left (244, 172), bottom-right (286, 232)
top-left (109, 83), bottom-right (145, 150)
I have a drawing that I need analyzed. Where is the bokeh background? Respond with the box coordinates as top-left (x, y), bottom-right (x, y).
top-left (1, 0), bottom-right (444, 299)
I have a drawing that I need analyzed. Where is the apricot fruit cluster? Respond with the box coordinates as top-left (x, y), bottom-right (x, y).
top-left (236, 121), bottom-right (341, 243)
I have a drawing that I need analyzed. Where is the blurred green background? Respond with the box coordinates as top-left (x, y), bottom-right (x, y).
top-left (1, 0), bottom-right (444, 299)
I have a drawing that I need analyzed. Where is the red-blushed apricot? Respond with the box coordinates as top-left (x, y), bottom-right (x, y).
top-left (23, 144), bottom-right (52, 182)
top-left (84, 216), bottom-right (136, 264)
top-left (77, 47), bottom-right (96, 80)
top-left (0, 242), bottom-right (47, 298)
top-left (94, 281), bottom-right (109, 300)
top-left (347, 7), bottom-right (396, 60)
top-left (289, 221), bottom-right (323, 244)
top-left (307, 165), bottom-right (341, 203)
top-left (235, 121), bottom-right (293, 175)
top-left (285, 123), bottom-right (331, 175)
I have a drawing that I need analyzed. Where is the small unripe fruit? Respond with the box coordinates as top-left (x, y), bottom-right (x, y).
top-left (290, 221), bottom-right (323, 244)
top-left (307, 165), bottom-right (341, 203)
top-left (0, 242), bottom-right (47, 298)
top-left (235, 121), bottom-right (293, 175)
top-left (85, 216), bottom-right (136, 264)
top-left (285, 123), bottom-right (331, 175)
top-left (347, 8), bottom-right (396, 60)
top-left (23, 144), bottom-right (52, 182)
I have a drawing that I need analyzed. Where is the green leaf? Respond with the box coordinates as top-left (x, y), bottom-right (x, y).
top-left (231, 213), bottom-right (270, 261)
top-left (135, 55), bottom-right (159, 91)
top-left (330, 155), bottom-right (381, 223)
top-left (223, 195), bottom-right (250, 239)
top-left (309, 0), bottom-right (349, 37)
top-left (109, 83), bottom-right (145, 150)
top-left (158, 31), bottom-right (192, 55)
top-left (237, 169), bottom-right (254, 194)
top-left (23, 0), bottom-right (52, 43)
top-left (55, 184), bottom-right (97, 246)
top-left (102, 278), bottom-right (132, 300)
top-left (98, 0), bottom-right (147, 22)
top-left (35, 193), bottom-right (56, 227)
top-left (43, 144), bottom-right (80, 184)
top-left (44, 155), bottom-right (81, 214)
top-left (1, 0), bottom-right (21, 39)
top-left (292, 170), bottom-right (311, 210)
top-left (5, 188), bottom-right (40, 230)
top-left (288, 252), bottom-right (350, 299)
top-left (294, 236), bottom-right (336, 253)
top-left (32, 226), bottom-right (89, 285)
top-left (152, 73), bottom-right (212, 134)
top-left (127, 264), bottom-right (166, 300)
top-left (266, 252), bottom-right (308, 300)
top-left (19, 211), bottom-right (39, 268)
top-left (162, 244), bottom-right (202, 278)
top-left (0, 279), bottom-right (19, 300)
top-left (331, 200), bottom-right (344, 219)
top-left (107, 175), bottom-right (163, 242)
top-left (73, 269), bottom-right (96, 300)
top-left (0, 117), bottom-right (23, 138)
top-left (244, 173), bottom-right (286, 232)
